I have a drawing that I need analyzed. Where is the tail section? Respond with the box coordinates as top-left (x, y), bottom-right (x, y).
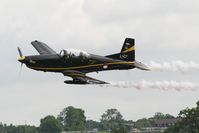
top-left (106, 38), bottom-right (135, 61)
top-left (120, 38), bottom-right (135, 61)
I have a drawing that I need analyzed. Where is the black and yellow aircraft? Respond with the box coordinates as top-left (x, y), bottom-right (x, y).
top-left (17, 38), bottom-right (149, 84)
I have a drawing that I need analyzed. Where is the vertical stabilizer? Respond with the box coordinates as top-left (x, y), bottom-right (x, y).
top-left (120, 38), bottom-right (135, 61)
top-left (106, 38), bottom-right (135, 61)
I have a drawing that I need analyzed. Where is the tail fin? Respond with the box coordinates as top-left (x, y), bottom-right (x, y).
top-left (106, 38), bottom-right (135, 61)
top-left (120, 38), bottom-right (135, 61)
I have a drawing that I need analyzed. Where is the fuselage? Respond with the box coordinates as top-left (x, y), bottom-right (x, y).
top-left (21, 54), bottom-right (135, 74)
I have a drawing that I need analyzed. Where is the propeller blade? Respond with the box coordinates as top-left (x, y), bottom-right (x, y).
top-left (19, 63), bottom-right (23, 76)
top-left (17, 47), bottom-right (23, 57)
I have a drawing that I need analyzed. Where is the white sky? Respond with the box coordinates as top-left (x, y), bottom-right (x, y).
top-left (0, 0), bottom-right (199, 126)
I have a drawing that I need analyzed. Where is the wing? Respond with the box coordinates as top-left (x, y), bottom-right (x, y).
top-left (31, 40), bottom-right (57, 55)
top-left (62, 70), bottom-right (109, 84)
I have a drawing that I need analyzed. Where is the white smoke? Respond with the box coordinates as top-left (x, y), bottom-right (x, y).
top-left (101, 80), bottom-right (199, 91)
top-left (148, 61), bottom-right (199, 73)
top-left (100, 61), bottom-right (199, 90)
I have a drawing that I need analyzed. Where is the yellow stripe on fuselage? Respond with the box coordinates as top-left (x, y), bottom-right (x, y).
top-left (29, 61), bottom-right (134, 71)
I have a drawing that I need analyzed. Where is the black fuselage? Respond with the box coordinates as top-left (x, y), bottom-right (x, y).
top-left (22, 54), bottom-right (135, 74)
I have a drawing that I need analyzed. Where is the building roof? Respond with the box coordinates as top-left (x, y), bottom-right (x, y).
top-left (153, 118), bottom-right (181, 127)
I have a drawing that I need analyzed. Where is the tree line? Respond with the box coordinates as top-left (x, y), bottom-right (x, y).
top-left (165, 101), bottom-right (199, 133)
top-left (0, 100), bottom-right (198, 133)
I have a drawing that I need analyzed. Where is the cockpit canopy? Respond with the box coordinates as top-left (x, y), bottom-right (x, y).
top-left (59, 49), bottom-right (90, 58)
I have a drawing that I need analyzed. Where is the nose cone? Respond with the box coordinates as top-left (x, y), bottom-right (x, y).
top-left (18, 56), bottom-right (26, 63)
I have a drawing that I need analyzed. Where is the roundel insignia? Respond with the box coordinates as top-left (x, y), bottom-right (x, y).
top-left (103, 64), bottom-right (108, 69)
top-left (120, 53), bottom-right (128, 59)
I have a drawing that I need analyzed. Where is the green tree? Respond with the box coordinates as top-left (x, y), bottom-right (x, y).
top-left (58, 106), bottom-right (86, 131)
top-left (40, 115), bottom-right (63, 133)
top-left (0, 124), bottom-right (38, 133)
top-left (15, 125), bottom-right (38, 133)
top-left (0, 123), bottom-right (5, 133)
top-left (86, 120), bottom-right (101, 131)
top-left (164, 114), bottom-right (175, 119)
top-left (134, 112), bottom-right (175, 129)
top-left (134, 118), bottom-right (152, 128)
top-left (165, 101), bottom-right (199, 133)
top-left (4, 124), bottom-right (17, 133)
top-left (100, 109), bottom-right (128, 133)
top-left (153, 112), bottom-right (166, 119)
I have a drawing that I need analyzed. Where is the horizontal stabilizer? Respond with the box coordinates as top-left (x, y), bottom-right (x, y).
top-left (134, 61), bottom-right (150, 71)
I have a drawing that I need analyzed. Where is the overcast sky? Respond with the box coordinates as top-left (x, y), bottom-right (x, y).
top-left (0, 0), bottom-right (199, 126)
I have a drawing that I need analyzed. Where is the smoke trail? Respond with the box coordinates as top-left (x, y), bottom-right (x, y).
top-left (148, 61), bottom-right (199, 73)
top-left (101, 80), bottom-right (199, 91)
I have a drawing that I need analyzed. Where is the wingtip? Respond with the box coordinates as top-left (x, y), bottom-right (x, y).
top-left (31, 40), bottom-right (39, 44)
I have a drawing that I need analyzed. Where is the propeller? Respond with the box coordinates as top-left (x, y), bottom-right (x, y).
top-left (17, 47), bottom-right (23, 57)
top-left (17, 47), bottom-right (24, 76)
top-left (19, 62), bottom-right (23, 76)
